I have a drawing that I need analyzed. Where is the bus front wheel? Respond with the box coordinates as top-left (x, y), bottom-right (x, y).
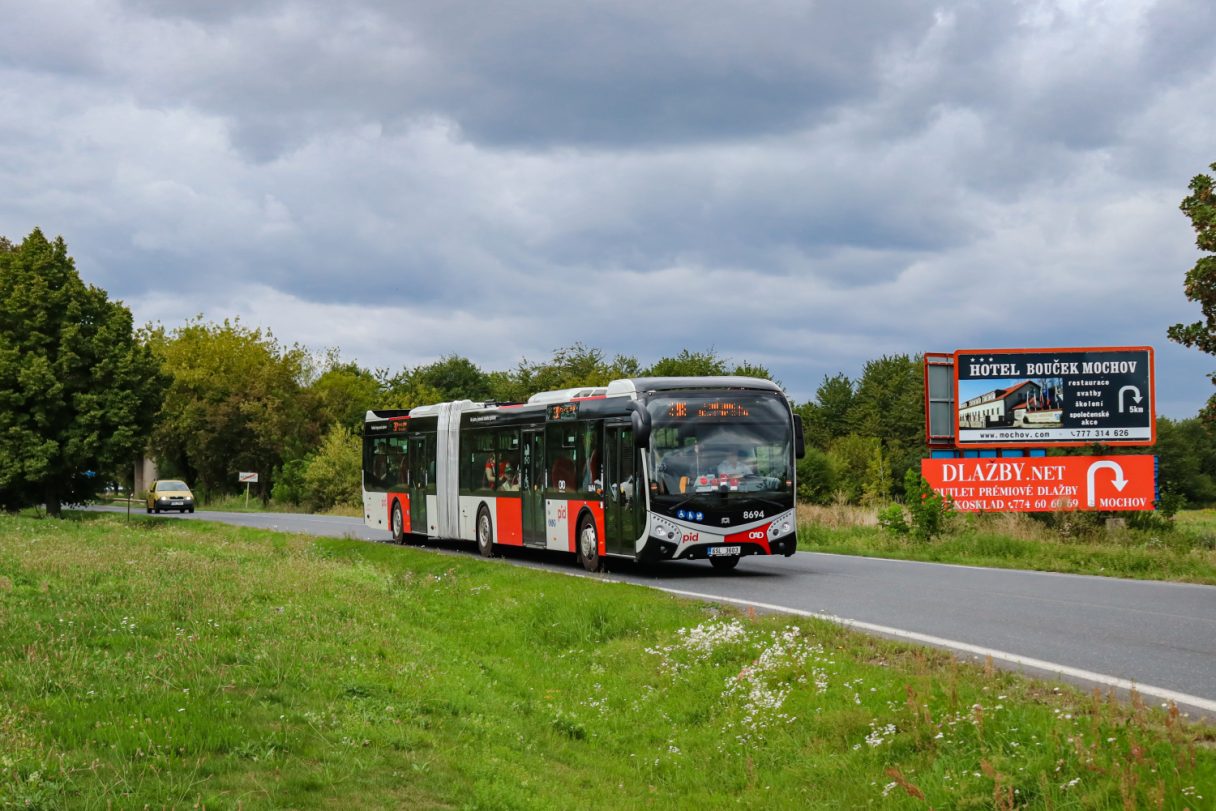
top-left (477, 506), bottom-right (496, 558)
top-left (577, 516), bottom-right (603, 573)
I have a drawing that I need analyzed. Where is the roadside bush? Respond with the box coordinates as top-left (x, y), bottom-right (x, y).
top-left (271, 458), bottom-right (309, 505)
top-left (301, 424), bottom-right (361, 511)
top-left (796, 448), bottom-right (836, 504)
top-left (827, 435), bottom-right (879, 503)
top-left (902, 468), bottom-right (953, 542)
top-left (876, 503), bottom-right (909, 535)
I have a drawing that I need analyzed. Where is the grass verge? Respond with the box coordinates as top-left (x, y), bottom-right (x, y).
top-left (799, 505), bottom-right (1216, 585)
top-left (1, 512), bottom-right (1214, 808)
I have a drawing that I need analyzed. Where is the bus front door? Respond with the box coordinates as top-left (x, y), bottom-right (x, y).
top-left (408, 434), bottom-right (427, 536)
top-left (604, 425), bottom-right (643, 556)
top-left (521, 428), bottom-right (545, 547)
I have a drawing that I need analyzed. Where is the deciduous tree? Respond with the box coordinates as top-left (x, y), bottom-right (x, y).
top-left (148, 317), bottom-right (311, 498)
top-left (0, 229), bottom-right (165, 515)
top-left (1168, 162), bottom-right (1216, 420)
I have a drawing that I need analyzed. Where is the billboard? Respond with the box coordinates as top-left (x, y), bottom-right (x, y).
top-left (954, 347), bottom-right (1154, 447)
top-left (921, 455), bottom-right (1157, 512)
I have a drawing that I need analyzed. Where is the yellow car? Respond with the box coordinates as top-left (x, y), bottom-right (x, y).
top-left (146, 479), bottom-right (196, 514)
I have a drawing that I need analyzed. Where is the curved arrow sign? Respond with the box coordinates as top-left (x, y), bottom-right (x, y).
top-left (1118, 385), bottom-right (1143, 413)
top-left (1086, 460), bottom-right (1127, 507)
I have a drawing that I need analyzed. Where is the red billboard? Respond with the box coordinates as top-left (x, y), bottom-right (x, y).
top-left (921, 455), bottom-right (1157, 512)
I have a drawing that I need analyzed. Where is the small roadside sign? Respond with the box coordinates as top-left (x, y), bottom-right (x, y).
top-left (238, 471), bottom-right (259, 508)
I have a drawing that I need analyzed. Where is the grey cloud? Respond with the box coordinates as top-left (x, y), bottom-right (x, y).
top-left (1, 0), bottom-right (1215, 416)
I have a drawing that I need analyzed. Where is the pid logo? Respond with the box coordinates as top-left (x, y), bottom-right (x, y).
top-left (681, 532), bottom-right (700, 543)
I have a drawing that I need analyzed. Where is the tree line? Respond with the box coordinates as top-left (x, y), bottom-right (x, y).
top-left (4, 151), bottom-right (1216, 520)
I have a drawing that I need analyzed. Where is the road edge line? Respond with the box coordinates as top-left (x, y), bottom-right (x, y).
top-left (653, 585), bottom-right (1216, 716)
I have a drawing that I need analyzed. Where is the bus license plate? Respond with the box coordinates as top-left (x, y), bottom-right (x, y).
top-left (709, 546), bottom-right (741, 557)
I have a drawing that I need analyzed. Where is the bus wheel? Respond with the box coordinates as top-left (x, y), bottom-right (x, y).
top-left (391, 501), bottom-right (406, 544)
top-left (477, 506), bottom-right (496, 558)
top-left (577, 516), bottom-right (603, 573)
top-left (710, 555), bottom-right (740, 571)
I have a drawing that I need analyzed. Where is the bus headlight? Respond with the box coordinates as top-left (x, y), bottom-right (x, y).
top-left (652, 518), bottom-right (679, 541)
top-left (768, 519), bottom-right (793, 539)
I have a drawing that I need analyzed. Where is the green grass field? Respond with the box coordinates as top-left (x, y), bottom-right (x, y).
top-left (2, 512), bottom-right (1214, 809)
top-left (798, 505), bottom-right (1216, 585)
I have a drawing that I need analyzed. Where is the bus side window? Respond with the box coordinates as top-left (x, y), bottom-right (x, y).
top-left (472, 430), bottom-right (495, 491)
top-left (384, 441), bottom-right (401, 489)
top-left (371, 437), bottom-right (389, 489)
top-left (393, 437), bottom-right (408, 487)
top-left (580, 421), bottom-right (602, 491)
top-left (498, 429), bottom-right (520, 491)
top-left (547, 424), bottom-right (577, 493)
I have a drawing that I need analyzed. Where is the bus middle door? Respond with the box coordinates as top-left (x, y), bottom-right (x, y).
top-left (408, 434), bottom-right (427, 536)
top-left (521, 428), bottom-right (546, 547)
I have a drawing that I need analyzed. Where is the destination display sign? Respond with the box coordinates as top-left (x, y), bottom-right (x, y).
top-left (548, 402), bottom-right (578, 421)
top-left (954, 347), bottom-right (1154, 447)
top-left (921, 455), bottom-right (1157, 512)
top-left (665, 400), bottom-right (752, 419)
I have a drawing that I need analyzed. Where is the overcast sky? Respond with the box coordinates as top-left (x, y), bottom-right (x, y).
top-left (2, 0), bottom-right (1214, 416)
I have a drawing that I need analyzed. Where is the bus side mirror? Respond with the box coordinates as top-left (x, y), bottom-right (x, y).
top-left (793, 414), bottom-right (806, 459)
top-left (627, 401), bottom-right (652, 449)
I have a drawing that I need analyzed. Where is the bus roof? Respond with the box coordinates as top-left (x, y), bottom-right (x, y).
top-left (365, 376), bottom-right (783, 425)
top-left (606, 376), bottom-right (782, 396)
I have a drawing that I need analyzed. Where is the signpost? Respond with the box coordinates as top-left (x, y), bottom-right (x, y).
top-left (921, 455), bottom-right (1156, 512)
top-left (953, 346), bottom-right (1154, 447)
top-left (238, 471), bottom-right (259, 509)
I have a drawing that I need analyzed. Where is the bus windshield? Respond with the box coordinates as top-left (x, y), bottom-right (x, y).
top-left (646, 393), bottom-right (793, 498)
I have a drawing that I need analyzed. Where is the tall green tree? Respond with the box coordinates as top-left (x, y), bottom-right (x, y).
top-left (1155, 416), bottom-right (1216, 505)
top-left (148, 317), bottom-right (312, 498)
top-left (850, 354), bottom-right (925, 486)
top-left (1168, 162), bottom-right (1216, 421)
top-left (798, 373), bottom-right (855, 451)
top-left (514, 343), bottom-right (638, 396)
top-left (643, 348), bottom-right (774, 381)
top-left (644, 349), bottom-right (729, 377)
top-left (308, 355), bottom-right (381, 431)
top-left (0, 229), bottom-right (165, 516)
top-left (410, 354), bottom-right (492, 401)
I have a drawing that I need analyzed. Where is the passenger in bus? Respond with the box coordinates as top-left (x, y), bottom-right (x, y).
top-left (499, 460), bottom-right (519, 491)
top-left (484, 453), bottom-right (498, 490)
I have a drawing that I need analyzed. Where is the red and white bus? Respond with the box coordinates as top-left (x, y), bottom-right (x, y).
top-left (362, 376), bottom-right (804, 571)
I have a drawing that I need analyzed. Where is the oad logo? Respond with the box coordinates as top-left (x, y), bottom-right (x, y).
top-left (747, 530), bottom-right (765, 540)
top-left (681, 532), bottom-right (700, 543)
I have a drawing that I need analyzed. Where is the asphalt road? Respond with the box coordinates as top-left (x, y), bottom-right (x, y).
top-left (90, 505), bottom-right (1216, 717)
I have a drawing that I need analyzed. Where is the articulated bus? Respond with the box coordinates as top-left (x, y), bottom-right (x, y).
top-left (362, 376), bottom-right (805, 572)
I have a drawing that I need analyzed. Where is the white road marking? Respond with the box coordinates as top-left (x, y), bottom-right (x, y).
top-left (653, 585), bottom-right (1216, 716)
